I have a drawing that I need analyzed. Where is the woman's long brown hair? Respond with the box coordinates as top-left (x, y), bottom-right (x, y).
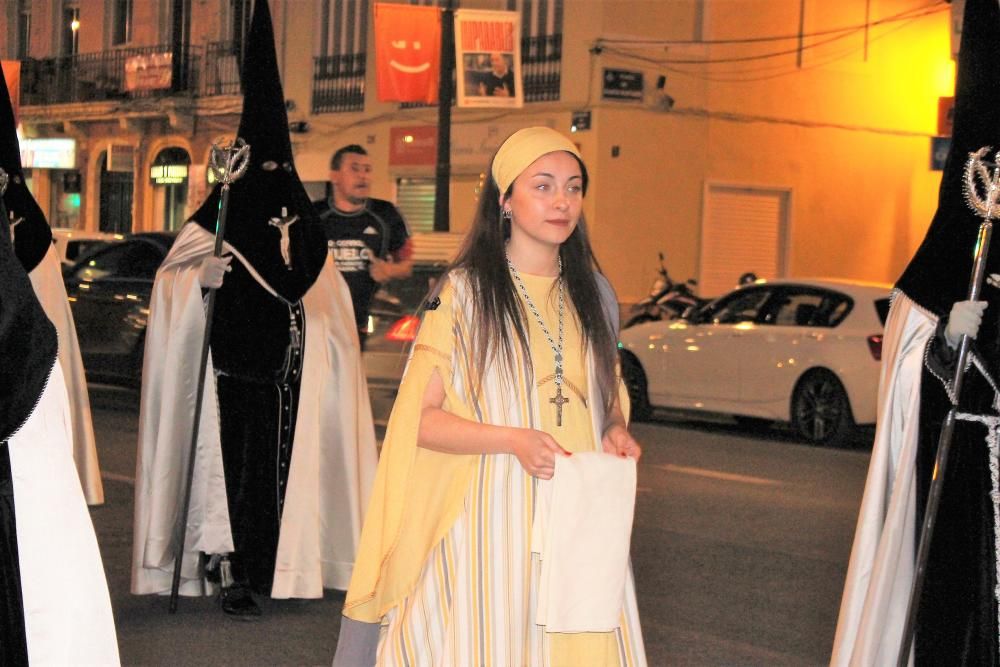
top-left (447, 153), bottom-right (618, 418)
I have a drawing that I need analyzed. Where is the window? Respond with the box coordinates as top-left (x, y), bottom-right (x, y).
top-left (763, 288), bottom-right (854, 328)
top-left (111, 0), bottom-right (133, 45)
top-left (313, 0), bottom-right (368, 113)
top-left (16, 1), bottom-right (31, 60)
top-left (507, 0), bottom-right (563, 102)
top-left (61, 2), bottom-right (80, 56)
top-left (701, 287), bottom-right (772, 325)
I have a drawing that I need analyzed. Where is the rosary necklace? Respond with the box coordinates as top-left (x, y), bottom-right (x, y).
top-left (507, 253), bottom-right (568, 426)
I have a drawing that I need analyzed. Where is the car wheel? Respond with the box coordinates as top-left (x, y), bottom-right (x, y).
top-left (620, 351), bottom-right (652, 422)
top-left (791, 369), bottom-right (854, 447)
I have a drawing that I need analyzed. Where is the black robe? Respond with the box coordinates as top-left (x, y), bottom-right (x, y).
top-left (915, 321), bottom-right (1000, 665)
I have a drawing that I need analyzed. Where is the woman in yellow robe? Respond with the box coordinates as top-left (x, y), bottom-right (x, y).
top-left (337, 127), bottom-right (647, 666)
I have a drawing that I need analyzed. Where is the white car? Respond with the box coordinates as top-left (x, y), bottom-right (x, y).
top-left (618, 278), bottom-right (891, 446)
top-left (51, 228), bottom-right (123, 267)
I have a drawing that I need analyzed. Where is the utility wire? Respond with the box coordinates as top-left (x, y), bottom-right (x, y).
top-left (595, 0), bottom-right (945, 47)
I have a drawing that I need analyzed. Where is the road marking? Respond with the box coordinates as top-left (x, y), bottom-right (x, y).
top-left (649, 463), bottom-right (783, 486)
top-left (102, 471), bottom-right (135, 485)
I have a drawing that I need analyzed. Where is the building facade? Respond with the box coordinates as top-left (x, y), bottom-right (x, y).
top-left (2, 0), bottom-right (956, 300)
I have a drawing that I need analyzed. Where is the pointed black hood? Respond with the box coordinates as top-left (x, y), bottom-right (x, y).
top-left (0, 182), bottom-right (58, 442)
top-left (896, 0), bottom-right (1000, 316)
top-left (189, 0), bottom-right (324, 302)
top-left (0, 63), bottom-right (52, 274)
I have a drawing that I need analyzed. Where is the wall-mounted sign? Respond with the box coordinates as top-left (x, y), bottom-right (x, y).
top-left (931, 136), bottom-right (951, 171)
top-left (389, 126), bottom-right (438, 166)
top-left (387, 120), bottom-right (559, 170)
top-left (19, 137), bottom-right (76, 169)
top-left (125, 52), bottom-right (173, 92)
top-left (602, 69), bottom-right (644, 101)
top-left (571, 110), bottom-right (591, 132)
top-left (150, 164), bottom-right (188, 184)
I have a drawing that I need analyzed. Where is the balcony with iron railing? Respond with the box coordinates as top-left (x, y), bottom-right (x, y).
top-left (19, 42), bottom-right (245, 107)
top-left (312, 53), bottom-right (366, 114)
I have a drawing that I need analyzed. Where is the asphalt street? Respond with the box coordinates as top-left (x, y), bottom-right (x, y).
top-left (85, 385), bottom-right (872, 666)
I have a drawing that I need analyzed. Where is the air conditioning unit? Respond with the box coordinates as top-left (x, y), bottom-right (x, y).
top-left (107, 143), bottom-right (135, 173)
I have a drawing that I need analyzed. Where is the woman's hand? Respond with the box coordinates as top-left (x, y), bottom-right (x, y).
top-left (509, 428), bottom-right (570, 480)
top-left (602, 423), bottom-right (642, 461)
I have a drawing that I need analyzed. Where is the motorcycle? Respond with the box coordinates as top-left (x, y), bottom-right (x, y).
top-left (623, 252), bottom-right (707, 329)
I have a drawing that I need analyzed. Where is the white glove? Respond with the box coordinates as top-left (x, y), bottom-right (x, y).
top-left (944, 300), bottom-right (988, 349)
top-left (197, 255), bottom-right (233, 289)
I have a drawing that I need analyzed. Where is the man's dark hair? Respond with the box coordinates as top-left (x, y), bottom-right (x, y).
top-left (331, 145), bottom-right (368, 170)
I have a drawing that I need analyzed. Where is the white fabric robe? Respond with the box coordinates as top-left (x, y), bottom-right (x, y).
top-left (8, 361), bottom-right (119, 666)
top-left (130, 222), bottom-right (378, 598)
top-left (27, 244), bottom-right (104, 505)
top-left (830, 291), bottom-right (938, 667)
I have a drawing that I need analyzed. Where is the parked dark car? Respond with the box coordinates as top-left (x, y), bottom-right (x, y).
top-left (63, 232), bottom-right (177, 387)
top-left (65, 230), bottom-right (448, 396)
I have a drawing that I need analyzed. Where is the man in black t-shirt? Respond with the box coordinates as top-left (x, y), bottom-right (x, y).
top-left (315, 145), bottom-right (413, 348)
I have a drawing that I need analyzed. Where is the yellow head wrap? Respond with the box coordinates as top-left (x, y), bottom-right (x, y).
top-left (491, 126), bottom-right (582, 193)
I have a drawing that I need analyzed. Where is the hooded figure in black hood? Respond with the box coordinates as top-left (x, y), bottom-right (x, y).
top-left (130, 0), bottom-right (377, 618)
top-left (832, 0), bottom-right (1000, 664)
top-left (0, 178), bottom-right (120, 665)
top-left (0, 63), bottom-right (104, 506)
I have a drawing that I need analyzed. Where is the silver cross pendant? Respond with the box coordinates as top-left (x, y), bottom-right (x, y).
top-left (268, 206), bottom-right (300, 270)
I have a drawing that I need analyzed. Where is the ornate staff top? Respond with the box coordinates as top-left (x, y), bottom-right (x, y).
top-left (208, 138), bottom-right (251, 187)
top-left (964, 146), bottom-right (1000, 220)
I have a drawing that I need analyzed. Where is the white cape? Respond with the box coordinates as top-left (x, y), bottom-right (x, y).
top-left (28, 244), bottom-right (103, 505)
top-left (131, 223), bottom-right (377, 598)
top-left (830, 291), bottom-right (937, 667)
top-left (8, 361), bottom-right (119, 666)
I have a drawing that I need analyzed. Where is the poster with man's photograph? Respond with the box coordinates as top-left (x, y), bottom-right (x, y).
top-left (455, 10), bottom-right (523, 108)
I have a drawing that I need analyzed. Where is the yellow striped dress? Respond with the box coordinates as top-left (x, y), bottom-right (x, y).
top-left (373, 272), bottom-right (646, 666)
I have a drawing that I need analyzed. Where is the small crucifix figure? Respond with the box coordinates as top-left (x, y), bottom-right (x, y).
top-left (8, 211), bottom-right (23, 247)
top-left (549, 385), bottom-right (570, 427)
top-left (268, 206), bottom-right (299, 270)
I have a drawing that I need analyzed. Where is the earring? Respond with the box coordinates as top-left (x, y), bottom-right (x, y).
top-left (501, 208), bottom-right (512, 220)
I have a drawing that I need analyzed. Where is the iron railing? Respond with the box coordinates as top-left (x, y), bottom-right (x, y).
top-left (20, 44), bottom-right (202, 106)
top-left (201, 41), bottom-right (243, 96)
top-left (312, 53), bottom-right (366, 113)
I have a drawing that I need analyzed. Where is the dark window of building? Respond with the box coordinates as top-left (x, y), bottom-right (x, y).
top-left (61, 2), bottom-right (80, 56)
top-left (112, 0), bottom-right (133, 45)
top-left (507, 0), bottom-right (562, 102)
top-left (313, 0), bottom-right (368, 113)
top-left (16, 1), bottom-right (31, 60)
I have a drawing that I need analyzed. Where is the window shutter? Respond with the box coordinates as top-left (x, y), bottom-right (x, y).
top-left (396, 178), bottom-right (436, 234)
top-left (699, 184), bottom-right (788, 297)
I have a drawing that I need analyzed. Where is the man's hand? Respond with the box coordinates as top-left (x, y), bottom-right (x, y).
top-left (198, 255), bottom-right (233, 289)
top-left (369, 256), bottom-right (393, 282)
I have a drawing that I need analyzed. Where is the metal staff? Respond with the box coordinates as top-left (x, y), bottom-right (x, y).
top-left (897, 146), bottom-right (1000, 666)
top-left (168, 139), bottom-right (250, 613)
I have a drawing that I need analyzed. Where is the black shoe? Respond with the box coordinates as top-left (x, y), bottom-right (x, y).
top-left (219, 584), bottom-right (262, 620)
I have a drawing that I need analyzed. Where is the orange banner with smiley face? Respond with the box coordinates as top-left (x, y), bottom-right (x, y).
top-left (375, 3), bottom-right (441, 104)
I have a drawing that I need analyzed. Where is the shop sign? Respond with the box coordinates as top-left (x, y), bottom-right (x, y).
top-left (19, 137), bottom-right (76, 169)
